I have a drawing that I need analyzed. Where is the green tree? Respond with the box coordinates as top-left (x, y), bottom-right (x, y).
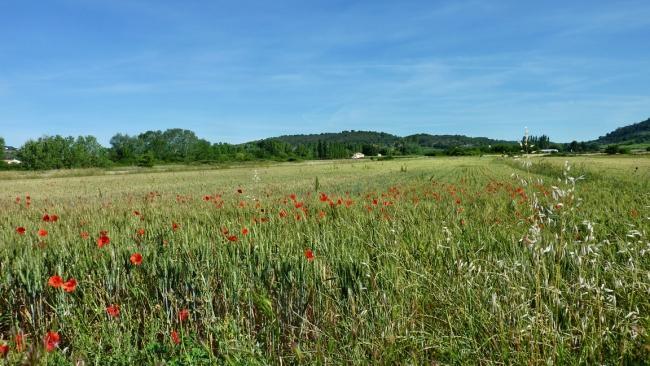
top-left (362, 144), bottom-right (379, 156)
top-left (161, 128), bottom-right (200, 162)
top-left (110, 133), bottom-right (143, 163)
top-left (189, 139), bottom-right (214, 162)
top-left (604, 145), bottom-right (621, 155)
top-left (70, 136), bottom-right (111, 168)
top-left (18, 135), bottom-right (110, 169)
top-left (136, 151), bottom-right (155, 167)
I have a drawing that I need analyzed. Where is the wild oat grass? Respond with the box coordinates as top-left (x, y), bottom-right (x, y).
top-left (0, 156), bottom-right (648, 364)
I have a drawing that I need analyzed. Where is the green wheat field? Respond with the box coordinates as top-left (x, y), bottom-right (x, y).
top-left (1, 156), bottom-right (649, 365)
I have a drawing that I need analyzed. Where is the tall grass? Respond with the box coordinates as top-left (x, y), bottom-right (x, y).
top-left (0, 157), bottom-right (648, 364)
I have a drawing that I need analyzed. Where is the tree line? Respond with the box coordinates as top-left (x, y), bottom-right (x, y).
top-left (0, 128), bottom-right (616, 170)
top-left (0, 129), bottom-right (395, 170)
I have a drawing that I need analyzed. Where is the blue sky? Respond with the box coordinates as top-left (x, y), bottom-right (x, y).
top-left (1, 0), bottom-right (649, 146)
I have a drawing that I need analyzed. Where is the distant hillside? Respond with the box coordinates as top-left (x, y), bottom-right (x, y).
top-left (403, 134), bottom-right (515, 149)
top-left (256, 130), bottom-right (515, 149)
top-left (594, 117), bottom-right (650, 145)
top-left (270, 130), bottom-right (400, 145)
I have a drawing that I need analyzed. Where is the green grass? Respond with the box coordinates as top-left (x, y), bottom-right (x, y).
top-left (0, 156), bottom-right (648, 364)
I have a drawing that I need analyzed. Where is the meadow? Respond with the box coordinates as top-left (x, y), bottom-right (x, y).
top-left (0, 156), bottom-right (648, 365)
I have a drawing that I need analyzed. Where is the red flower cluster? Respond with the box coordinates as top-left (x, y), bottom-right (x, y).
top-left (130, 253), bottom-right (143, 265)
top-left (170, 330), bottom-right (181, 345)
top-left (48, 275), bottom-right (77, 292)
top-left (42, 214), bottom-right (59, 222)
top-left (304, 249), bottom-right (315, 262)
top-left (106, 304), bottom-right (120, 318)
top-left (178, 308), bottom-right (189, 322)
top-left (44, 331), bottom-right (60, 352)
top-left (15, 333), bottom-right (24, 352)
top-left (97, 234), bottom-right (110, 248)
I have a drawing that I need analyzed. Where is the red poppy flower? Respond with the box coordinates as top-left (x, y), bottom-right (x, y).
top-left (203, 195), bottom-right (211, 201)
top-left (106, 304), bottom-right (120, 318)
top-left (172, 222), bottom-right (180, 231)
top-left (43, 331), bottom-right (59, 352)
top-left (15, 333), bottom-right (24, 352)
top-left (80, 231), bottom-right (89, 239)
top-left (226, 235), bottom-right (238, 242)
top-left (319, 193), bottom-right (328, 202)
top-left (237, 188), bottom-right (243, 194)
top-left (178, 308), bottom-right (189, 322)
top-left (16, 226), bottom-right (26, 235)
top-left (48, 275), bottom-right (64, 288)
top-left (136, 228), bottom-right (145, 236)
top-left (97, 235), bottom-right (110, 248)
top-left (304, 249), bottom-right (315, 262)
top-left (130, 252), bottom-right (143, 265)
top-left (38, 229), bottom-right (48, 237)
top-left (42, 214), bottom-right (50, 222)
top-left (241, 227), bottom-right (249, 236)
top-left (0, 343), bottom-right (8, 357)
top-left (62, 279), bottom-right (77, 293)
top-left (50, 214), bottom-right (59, 222)
top-left (170, 330), bottom-right (180, 345)
top-left (279, 210), bottom-right (288, 218)
top-left (133, 210), bottom-right (141, 216)
top-left (289, 193), bottom-right (296, 201)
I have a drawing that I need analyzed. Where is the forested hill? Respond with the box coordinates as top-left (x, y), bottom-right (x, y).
top-left (269, 131), bottom-right (400, 145)
top-left (593, 117), bottom-right (650, 144)
top-left (257, 130), bottom-right (514, 148)
top-left (402, 134), bottom-right (514, 148)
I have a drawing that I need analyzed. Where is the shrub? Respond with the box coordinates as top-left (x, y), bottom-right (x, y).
top-left (604, 145), bottom-right (620, 155)
top-left (136, 152), bottom-right (155, 167)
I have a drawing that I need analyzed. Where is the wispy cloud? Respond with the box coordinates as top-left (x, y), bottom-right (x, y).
top-left (1, 0), bottom-right (649, 145)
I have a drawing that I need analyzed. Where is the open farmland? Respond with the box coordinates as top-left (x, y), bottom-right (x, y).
top-left (0, 156), bottom-right (648, 364)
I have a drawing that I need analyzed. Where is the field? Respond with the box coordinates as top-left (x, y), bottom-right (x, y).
top-left (0, 156), bottom-right (648, 364)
